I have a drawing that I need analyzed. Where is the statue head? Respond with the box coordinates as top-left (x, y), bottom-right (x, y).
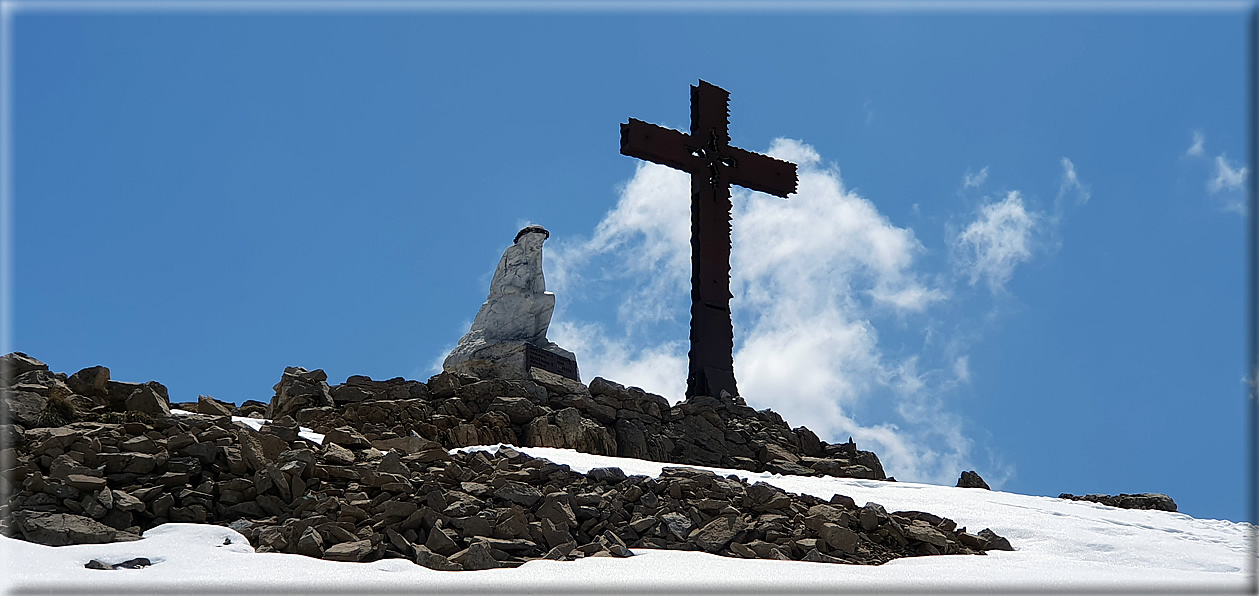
top-left (514, 225), bottom-right (550, 244)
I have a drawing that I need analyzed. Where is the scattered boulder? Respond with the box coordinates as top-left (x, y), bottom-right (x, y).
top-left (977, 528), bottom-right (1014, 551)
top-left (957, 471), bottom-right (990, 490)
top-left (84, 557), bottom-right (151, 570)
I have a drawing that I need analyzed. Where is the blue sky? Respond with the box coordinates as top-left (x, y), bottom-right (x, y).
top-left (6, 5), bottom-right (1254, 524)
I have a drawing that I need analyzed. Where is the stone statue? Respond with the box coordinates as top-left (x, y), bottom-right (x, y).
top-left (443, 225), bottom-right (578, 381)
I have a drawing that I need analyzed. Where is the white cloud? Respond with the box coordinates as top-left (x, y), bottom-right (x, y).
top-left (1186, 130), bottom-right (1205, 157)
top-left (548, 138), bottom-right (976, 485)
top-left (1057, 157), bottom-right (1090, 206)
top-left (963, 166), bottom-right (989, 189)
top-left (951, 191), bottom-right (1040, 292)
top-left (548, 320), bottom-right (687, 402)
top-left (1208, 154), bottom-right (1248, 194)
top-left (548, 163), bottom-right (693, 330)
top-left (953, 355), bottom-right (971, 383)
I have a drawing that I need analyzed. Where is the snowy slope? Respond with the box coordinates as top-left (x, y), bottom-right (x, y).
top-left (2, 444), bottom-right (1253, 594)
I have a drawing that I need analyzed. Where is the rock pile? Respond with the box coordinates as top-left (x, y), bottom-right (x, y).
top-left (288, 368), bottom-right (889, 482)
top-left (1057, 493), bottom-right (1177, 512)
top-left (1, 352), bottom-right (1015, 570)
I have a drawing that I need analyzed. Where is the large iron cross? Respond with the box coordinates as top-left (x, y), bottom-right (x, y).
top-left (621, 80), bottom-right (797, 399)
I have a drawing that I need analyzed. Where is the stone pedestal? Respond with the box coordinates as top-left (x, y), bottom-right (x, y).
top-left (443, 336), bottom-right (578, 382)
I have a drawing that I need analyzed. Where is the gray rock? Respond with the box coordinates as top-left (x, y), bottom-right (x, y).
top-left (427, 371), bottom-right (461, 399)
top-left (1115, 493), bottom-right (1177, 512)
top-left (114, 557), bottom-right (152, 569)
top-left (690, 515), bottom-right (746, 552)
top-left (84, 557), bottom-right (151, 570)
top-left (599, 529), bottom-right (633, 557)
top-left (658, 512), bottom-right (694, 541)
top-left (587, 467), bottom-right (627, 484)
top-left (614, 419), bottom-right (648, 459)
top-left (450, 541), bottom-right (501, 570)
top-left (65, 474), bottom-right (107, 492)
top-left (234, 428), bottom-right (270, 473)
top-left (330, 384), bottom-right (373, 404)
top-left (903, 521), bottom-right (949, 548)
top-left (803, 504), bottom-right (848, 532)
top-left (14, 512), bottom-right (141, 546)
top-left (522, 417), bottom-right (565, 448)
top-left (858, 502), bottom-right (887, 532)
top-left (383, 499), bottom-right (418, 519)
top-left (957, 470), bottom-right (990, 490)
top-left (66, 366), bottom-right (110, 399)
top-left (111, 490), bottom-right (146, 513)
top-left (1058, 492), bottom-right (1177, 512)
top-left (267, 367), bottom-right (334, 420)
top-left (486, 396), bottom-right (544, 425)
top-left (794, 426), bottom-right (822, 456)
top-left (758, 443), bottom-right (799, 464)
top-left (493, 481), bottom-right (542, 507)
top-left (977, 528), bottom-right (1014, 551)
top-left (426, 526), bottom-right (461, 556)
top-left (554, 407), bottom-right (583, 447)
top-left (372, 435), bottom-right (440, 455)
top-left (818, 523), bottom-right (858, 554)
top-left (542, 541), bottom-right (576, 560)
top-left (296, 526), bottom-right (325, 558)
top-left (260, 418), bottom-right (300, 443)
top-left (377, 450), bottom-right (409, 476)
top-left (957, 531), bottom-right (985, 550)
top-left (257, 526), bottom-right (289, 551)
top-left (539, 518), bottom-right (571, 549)
top-left (196, 395), bottom-right (234, 417)
top-left (529, 368), bottom-right (587, 396)
top-left (535, 494), bottom-right (577, 528)
top-left (1, 352), bottom-right (48, 384)
top-left (323, 426), bottom-right (370, 449)
top-left (323, 539), bottom-right (373, 562)
top-left (322, 443), bottom-right (356, 466)
top-left (124, 383), bottom-right (170, 417)
top-left (413, 545), bottom-right (461, 571)
top-left (84, 559), bottom-right (113, 570)
top-left (2, 390), bottom-right (47, 427)
top-left (746, 482), bottom-right (791, 511)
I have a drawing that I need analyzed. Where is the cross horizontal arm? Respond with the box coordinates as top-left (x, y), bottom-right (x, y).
top-left (620, 118), bottom-right (703, 173)
top-left (724, 146), bottom-right (798, 198)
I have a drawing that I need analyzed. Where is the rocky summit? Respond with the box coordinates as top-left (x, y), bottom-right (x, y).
top-left (1, 352), bottom-right (1014, 570)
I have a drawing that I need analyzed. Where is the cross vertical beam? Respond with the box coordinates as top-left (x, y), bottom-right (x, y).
top-left (620, 80), bottom-right (797, 398)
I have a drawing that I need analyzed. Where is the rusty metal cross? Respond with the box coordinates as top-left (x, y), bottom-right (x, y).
top-left (620, 80), bottom-right (797, 399)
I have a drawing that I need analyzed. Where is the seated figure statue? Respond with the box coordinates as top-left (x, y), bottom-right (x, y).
top-left (443, 225), bottom-right (578, 381)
